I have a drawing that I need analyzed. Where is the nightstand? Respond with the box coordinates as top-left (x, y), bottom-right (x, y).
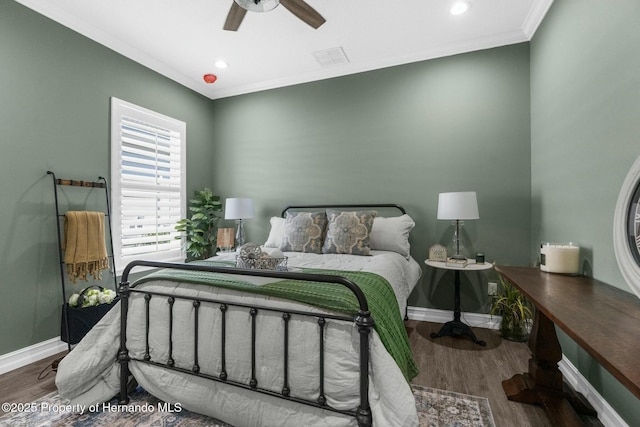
top-left (425, 259), bottom-right (493, 346)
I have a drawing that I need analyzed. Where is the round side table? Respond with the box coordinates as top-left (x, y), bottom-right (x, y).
top-left (425, 259), bottom-right (493, 346)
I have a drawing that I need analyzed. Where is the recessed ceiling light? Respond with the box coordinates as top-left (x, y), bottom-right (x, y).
top-left (450, 1), bottom-right (470, 15)
top-left (214, 60), bottom-right (228, 69)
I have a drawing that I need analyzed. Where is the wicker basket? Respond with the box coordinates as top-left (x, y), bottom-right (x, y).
top-left (236, 243), bottom-right (288, 271)
top-left (236, 255), bottom-right (288, 270)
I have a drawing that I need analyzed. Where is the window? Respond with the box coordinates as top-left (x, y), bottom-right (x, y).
top-left (110, 97), bottom-right (186, 273)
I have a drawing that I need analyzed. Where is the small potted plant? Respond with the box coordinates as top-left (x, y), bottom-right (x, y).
top-left (490, 275), bottom-right (534, 342)
top-left (175, 188), bottom-right (223, 260)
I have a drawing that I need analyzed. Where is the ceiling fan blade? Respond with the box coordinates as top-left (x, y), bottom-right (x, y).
top-left (223, 2), bottom-right (247, 31)
top-left (279, 0), bottom-right (326, 29)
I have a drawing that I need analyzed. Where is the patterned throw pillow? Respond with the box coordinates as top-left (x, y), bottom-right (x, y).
top-left (279, 211), bottom-right (327, 254)
top-left (322, 210), bottom-right (377, 255)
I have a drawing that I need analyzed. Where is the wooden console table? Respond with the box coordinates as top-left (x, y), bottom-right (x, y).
top-left (496, 266), bottom-right (640, 427)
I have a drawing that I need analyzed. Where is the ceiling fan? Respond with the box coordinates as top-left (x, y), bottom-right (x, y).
top-left (223, 0), bottom-right (326, 31)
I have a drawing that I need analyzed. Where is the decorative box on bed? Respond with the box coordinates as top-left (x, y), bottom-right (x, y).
top-left (55, 204), bottom-right (422, 427)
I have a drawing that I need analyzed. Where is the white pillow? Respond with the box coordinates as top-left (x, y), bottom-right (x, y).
top-left (369, 214), bottom-right (415, 259)
top-left (264, 216), bottom-right (286, 248)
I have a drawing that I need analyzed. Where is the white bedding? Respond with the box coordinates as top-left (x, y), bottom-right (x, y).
top-left (56, 251), bottom-right (422, 427)
top-left (216, 248), bottom-right (422, 315)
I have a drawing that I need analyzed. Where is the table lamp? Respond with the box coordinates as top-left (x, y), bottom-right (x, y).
top-left (224, 198), bottom-right (254, 248)
top-left (437, 191), bottom-right (479, 260)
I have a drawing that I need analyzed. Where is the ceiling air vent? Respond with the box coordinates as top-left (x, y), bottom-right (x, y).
top-left (312, 47), bottom-right (349, 67)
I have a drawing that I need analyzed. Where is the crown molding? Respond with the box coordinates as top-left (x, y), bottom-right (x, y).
top-left (522, 0), bottom-right (554, 40)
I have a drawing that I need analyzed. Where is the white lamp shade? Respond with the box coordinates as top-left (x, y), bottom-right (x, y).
top-left (225, 198), bottom-right (254, 220)
top-left (437, 192), bottom-right (479, 220)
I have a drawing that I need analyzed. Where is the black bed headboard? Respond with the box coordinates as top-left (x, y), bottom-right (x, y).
top-left (281, 204), bottom-right (406, 218)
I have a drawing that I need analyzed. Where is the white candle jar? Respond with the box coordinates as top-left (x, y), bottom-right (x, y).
top-left (540, 243), bottom-right (580, 274)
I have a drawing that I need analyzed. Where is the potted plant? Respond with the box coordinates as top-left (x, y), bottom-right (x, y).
top-left (175, 188), bottom-right (223, 260)
top-left (490, 275), bottom-right (534, 342)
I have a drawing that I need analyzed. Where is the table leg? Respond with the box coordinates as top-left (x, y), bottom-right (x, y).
top-left (431, 270), bottom-right (486, 346)
top-left (502, 310), bottom-right (596, 426)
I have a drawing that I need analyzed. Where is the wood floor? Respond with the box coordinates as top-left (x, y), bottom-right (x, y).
top-left (407, 320), bottom-right (552, 426)
top-left (1, 321), bottom-right (602, 426)
top-left (0, 351), bottom-right (62, 414)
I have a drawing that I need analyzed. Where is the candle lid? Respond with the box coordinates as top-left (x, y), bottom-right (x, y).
top-left (541, 242), bottom-right (579, 248)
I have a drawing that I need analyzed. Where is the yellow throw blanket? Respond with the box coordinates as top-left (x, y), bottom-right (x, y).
top-left (63, 211), bottom-right (110, 283)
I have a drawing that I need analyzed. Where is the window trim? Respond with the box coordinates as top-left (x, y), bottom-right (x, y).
top-left (110, 97), bottom-right (186, 274)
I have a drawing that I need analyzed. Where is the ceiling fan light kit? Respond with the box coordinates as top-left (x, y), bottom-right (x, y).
top-left (234, 0), bottom-right (280, 13)
top-left (224, 0), bottom-right (326, 31)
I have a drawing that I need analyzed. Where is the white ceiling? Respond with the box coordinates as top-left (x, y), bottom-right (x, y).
top-left (16, 0), bottom-right (553, 100)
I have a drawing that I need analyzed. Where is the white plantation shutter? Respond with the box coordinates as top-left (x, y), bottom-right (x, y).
top-left (111, 98), bottom-right (186, 272)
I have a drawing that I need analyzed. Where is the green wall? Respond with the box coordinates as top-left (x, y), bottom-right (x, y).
top-left (210, 43), bottom-right (532, 312)
top-left (0, 1), bottom-right (216, 355)
top-left (531, 0), bottom-right (640, 424)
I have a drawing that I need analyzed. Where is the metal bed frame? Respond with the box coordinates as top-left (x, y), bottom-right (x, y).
top-left (117, 204), bottom-right (407, 427)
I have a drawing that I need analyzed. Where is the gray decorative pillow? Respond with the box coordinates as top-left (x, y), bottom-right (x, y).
top-left (322, 210), bottom-right (377, 255)
top-left (279, 211), bottom-right (327, 254)
top-left (370, 214), bottom-right (415, 259)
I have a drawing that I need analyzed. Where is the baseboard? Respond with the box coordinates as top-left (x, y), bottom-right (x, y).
top-left (406, 305), bottom-right (502, 330)
top-left (406, 306), bottom-right (627, 427)
top-left (559, 356), bottom-right (629, 427)
top-left (0, 337), bottom-right (67, 376)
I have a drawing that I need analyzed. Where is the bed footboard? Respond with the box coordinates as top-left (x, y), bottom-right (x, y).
top-left (117, 260), bottom-right (374, 427)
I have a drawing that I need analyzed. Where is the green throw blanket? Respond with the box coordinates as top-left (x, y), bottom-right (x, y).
top-left (134, 261), bottom-right (418, 382)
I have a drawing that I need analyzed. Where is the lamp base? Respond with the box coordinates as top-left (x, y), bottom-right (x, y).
top-left (235, 219), bottom-right (246, 248)
top-left (449, 220), bottom-right (469, 261)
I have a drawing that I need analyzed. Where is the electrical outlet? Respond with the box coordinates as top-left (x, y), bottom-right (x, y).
top-left (488, 281), bottom-right (498, 296)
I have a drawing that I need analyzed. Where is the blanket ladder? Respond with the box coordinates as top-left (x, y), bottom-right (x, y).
top-left (47, 171), bottom-right (118, 351)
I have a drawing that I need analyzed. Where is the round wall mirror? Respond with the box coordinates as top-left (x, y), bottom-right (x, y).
top-left (613, 154), bottom-right (640, 299)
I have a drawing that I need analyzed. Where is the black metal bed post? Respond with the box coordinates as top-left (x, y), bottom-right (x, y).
top-left (118, 277), bottom-right (131, 405)
top-left (355, 310), bottom-right (374, 427)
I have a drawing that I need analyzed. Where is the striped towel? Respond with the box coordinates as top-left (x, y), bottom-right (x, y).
top-left (62, 211), bottom-right (109, 283)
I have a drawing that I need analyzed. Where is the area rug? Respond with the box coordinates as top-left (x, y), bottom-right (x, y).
top-left (413, 384), bottom-right (496, 427)
top-left (0, 385), bottom-right (495, 427)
